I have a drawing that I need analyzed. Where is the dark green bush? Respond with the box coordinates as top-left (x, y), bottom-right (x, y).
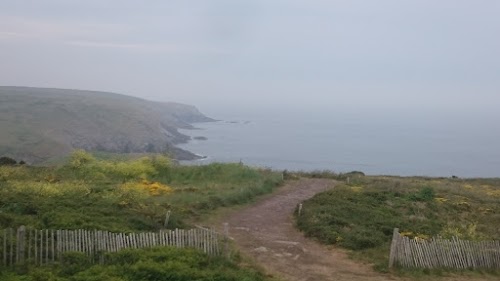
top-left (0, 156), bottom-right (17, 166)
top-left (408, 186), bottom-right (435, 202)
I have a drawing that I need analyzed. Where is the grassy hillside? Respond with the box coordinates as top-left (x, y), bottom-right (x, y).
top-left (0, 152), bottom-right (283, 280)
top-left (295, 175), bottom-right (500, 273)
top-left (0, 151), bottom-right (283, 231)
top-left (0, 86), bottom-right (214, 164)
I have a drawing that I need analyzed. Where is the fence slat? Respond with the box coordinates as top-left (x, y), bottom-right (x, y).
top-left (28, 229), bottom-right (32, 263)
top-left (1, 226), bottom-right (224, 267)
top-left (389, 230), bottom-right (500, 270)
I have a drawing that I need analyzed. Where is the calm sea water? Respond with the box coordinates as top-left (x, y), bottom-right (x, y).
top-left (178, 108), bottom-right (500, 177)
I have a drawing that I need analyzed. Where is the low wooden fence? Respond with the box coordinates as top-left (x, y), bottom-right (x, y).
top-left (389, 228), bottom-right (500, 269)
top-left (1, 225), bottom-right (228, 267)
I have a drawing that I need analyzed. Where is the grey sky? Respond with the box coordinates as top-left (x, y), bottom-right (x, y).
top-left (1, 0), bottom-right (499, 114)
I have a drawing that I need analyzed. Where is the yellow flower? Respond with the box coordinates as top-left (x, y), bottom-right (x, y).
top-left (434, 197), bottom-right (448, 203)
top-left (123, 180), bottom-right (174, 195)
top-left (400, 231), bottom-right (413, 237)
top-left (350, 186), bottom-right (363, 193)
top-left (415, 233), bottom-right (430, 241)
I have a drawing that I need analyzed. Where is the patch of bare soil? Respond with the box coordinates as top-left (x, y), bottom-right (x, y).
top-left (215, 178), bottom-right (494, 281)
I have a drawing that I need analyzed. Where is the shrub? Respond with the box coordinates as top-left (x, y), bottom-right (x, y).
top-left (408, 186), bottom-right (435, 202)
top-left (68, 150), bottom-right (95, 169)
top-left (0, 156), bottom-right (17, 166)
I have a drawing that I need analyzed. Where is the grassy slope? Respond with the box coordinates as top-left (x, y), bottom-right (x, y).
top-left (0, 152), bottom-right (283, 231)
top-left (0, 152), bottom-right (283, 280)
top-left (295, 175), bottom-right (500, 273)
top-left (0, 86), bottom-right (213, 164)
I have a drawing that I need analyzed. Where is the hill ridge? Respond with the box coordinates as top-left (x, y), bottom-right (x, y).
top-left (0, 86), bottom-right (213, 164)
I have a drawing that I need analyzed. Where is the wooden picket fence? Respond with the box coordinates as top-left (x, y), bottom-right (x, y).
top-left (389, 228), bottom-right (500, 269)
top-left (1, 225), bottom-right (229, 267)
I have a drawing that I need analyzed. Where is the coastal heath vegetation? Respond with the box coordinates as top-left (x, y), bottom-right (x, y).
top-left (295, 174), bottom-right (500, 273)
top-left (0, 150), bottom-right (283, 280)
top-left (0, 150), bottom-right (284, 231)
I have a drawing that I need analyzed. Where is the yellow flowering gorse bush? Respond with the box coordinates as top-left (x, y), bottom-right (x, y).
top-left (121, 180), bottom-right (174, 196)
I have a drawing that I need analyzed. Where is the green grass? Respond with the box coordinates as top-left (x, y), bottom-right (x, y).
top-left (294, 175), bottom-right (500, 273)
top-left (0, 151), bottom-right (283, 280)
top-left (0, 151), bottom-right (283, 231)
top-left (0, 247), bottom-right (270, 281)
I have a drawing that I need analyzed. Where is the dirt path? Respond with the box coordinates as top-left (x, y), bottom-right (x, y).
top-left (213, 178), bottom-right (496, 281)
top-left (219, 178), bottom-right (398, 281)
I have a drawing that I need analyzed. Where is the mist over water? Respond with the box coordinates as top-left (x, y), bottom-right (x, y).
top-left (179, 107), bottom-right (500, 178)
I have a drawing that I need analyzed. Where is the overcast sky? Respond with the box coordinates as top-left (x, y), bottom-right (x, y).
top-left (1, 0), bottom-right (499, 115)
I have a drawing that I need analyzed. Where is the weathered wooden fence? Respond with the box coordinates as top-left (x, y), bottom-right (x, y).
top-left (389, 228), bottom-right (500, 269)
top-left (1, 225), bottom-right (227, 267)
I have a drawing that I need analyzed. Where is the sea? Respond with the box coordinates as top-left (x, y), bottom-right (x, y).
top-left (178, 107), bottom-right (500, 178)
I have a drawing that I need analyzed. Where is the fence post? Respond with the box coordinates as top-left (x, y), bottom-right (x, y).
top-left (389, 228), bottom-right (399, 268)
top-left (164, 211), bottom-right (171, 228)
top-left (2, 228), bottom-right (6, 267)
top-left (16, 226), bottom-right (26, 265)
top-left (9, 228), bottom-right (14, 266)
top-left (298, 204), bottom-right (303, 217)
top-left (223, 223), bottom-right (229, 259)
